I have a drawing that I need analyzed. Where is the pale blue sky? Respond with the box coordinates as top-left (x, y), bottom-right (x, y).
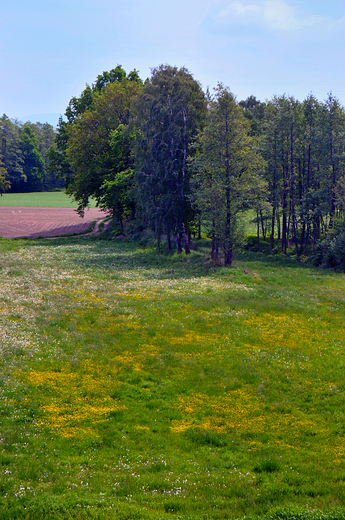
top-left (1, 0), bottom-right (345, 126)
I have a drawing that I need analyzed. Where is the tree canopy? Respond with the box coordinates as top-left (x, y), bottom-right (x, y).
top-left (48, 65), bottom-right (142, 217)
top-left (133, 65), bottom-right (206, 253)
top-left (66, 79), bottom-right (141, 215)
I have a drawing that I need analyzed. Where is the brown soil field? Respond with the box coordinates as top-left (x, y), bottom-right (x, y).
top-left (0, 207), bottom-right (107, 239)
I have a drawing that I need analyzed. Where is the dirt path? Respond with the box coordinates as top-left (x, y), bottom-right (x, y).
top-left (81, 217), bottom-right (111, 236)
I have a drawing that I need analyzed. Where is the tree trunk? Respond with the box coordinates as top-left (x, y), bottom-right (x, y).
top-left (270, 206), bottom-right (275, 250)
top-left (270, 134), bottom-right (278, 251)
top-left (329, 104), bottom-right (336, 227)
top-left (224, 245), bottom-right (233, 266)
top-left (277, 210), bottom-right (281, 241)
top-left (211, 223), bottom-right (216, 261)
top-left (175, 232), bottom-right (183, 254)
top-left (299, 221), bottom-right (306, 255)
top-left (281, 149), bottom-right (289, 254)
top-left (215, 238), bottom-right (219, 261)
top-left (257, 210), bottom-right (260, 249)
top-left (224, 109), bottom-right (233, 266)
top-left (181, 222), bottom-right (190, 254)
top-left (290, 122), bottom-right (298, 250)
top-left (119, 216), bottom-right (124, 236)
top-left (260, 210), bottom-right (266, 239)
top-left (282, 211), bottom-right (287, 254)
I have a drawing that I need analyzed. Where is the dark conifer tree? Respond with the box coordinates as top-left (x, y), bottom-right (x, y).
top-left (133, 65), bottom-right (206, 253)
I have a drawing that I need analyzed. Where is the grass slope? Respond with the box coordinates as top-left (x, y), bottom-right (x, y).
top-left (0, 191), bottom-right (97, 208)
top-left (0, 238), bottom-right (345, 519)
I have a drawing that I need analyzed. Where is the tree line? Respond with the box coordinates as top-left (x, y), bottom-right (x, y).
top-left (47, 64), bottom-right (266, 265)
top-left (4, 63), bottom-right (345, 268)
top-left (0, 116), bottom-right (60, 193)
top-left (255, 93), bottom-right (345, 267)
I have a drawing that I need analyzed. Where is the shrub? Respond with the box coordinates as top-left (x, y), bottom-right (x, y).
top-left (313, 231), bottom-right (345, 270)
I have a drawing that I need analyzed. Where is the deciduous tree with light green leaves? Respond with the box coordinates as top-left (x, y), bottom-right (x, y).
top-left (97, 124), bottom-right (138, 234)
top-left (48, 65), bottom-right (142, 218)
top-left (65, 75), bottom-right (142, 217)
top-left (191, 84), bottom-right (267, 265)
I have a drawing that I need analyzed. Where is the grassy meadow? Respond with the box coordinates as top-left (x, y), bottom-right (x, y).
top-left (1, 235), bottom-right (345, 519)
top-left (0, 191), bottom-right (97, 208)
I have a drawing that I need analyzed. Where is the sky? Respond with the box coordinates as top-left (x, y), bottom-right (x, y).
top-left (1, 0), bottom-right (345, 127)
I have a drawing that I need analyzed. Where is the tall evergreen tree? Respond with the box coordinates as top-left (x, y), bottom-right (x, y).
top-left (133, 65), bottom-right (206, 253)
top-left (192, 85), bottom-right (266, 265)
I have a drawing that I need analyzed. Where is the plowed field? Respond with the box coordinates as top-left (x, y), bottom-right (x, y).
top-left (0, 207), bottom-right (106, 238)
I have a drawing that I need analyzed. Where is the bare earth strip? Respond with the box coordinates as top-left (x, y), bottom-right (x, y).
top-left (0, 207), bottom-right (107, 239)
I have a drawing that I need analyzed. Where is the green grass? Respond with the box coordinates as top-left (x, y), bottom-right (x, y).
top-left (0, 237), bottom-right (345, 519)
top-left (0, 191), bottom-right (97, 207)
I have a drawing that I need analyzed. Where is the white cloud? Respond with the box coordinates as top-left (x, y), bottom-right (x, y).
top-left (214, 2), bottom-right (261, 23)
top-left (263, 0), bottom-right (297, 30)
top-left (213, 0), bottom-right (345, 33)
top-left (218, 2), bottom-right (260, 18)
top-left (232, 2), bottom-right (260, 15)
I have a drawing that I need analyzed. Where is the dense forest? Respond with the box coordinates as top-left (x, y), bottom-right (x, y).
top-left (0, 115), bottom-right (60, 193)
top-left (3, 64), bottom-right (345, 268)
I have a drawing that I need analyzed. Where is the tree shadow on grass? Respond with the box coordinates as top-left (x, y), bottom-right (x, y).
top-left (33, 236), bottom-right (216, 280)
top-left (24, 235), bottom-right (336, 282)
top-left (236, 249), bottom-right (343, 278)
